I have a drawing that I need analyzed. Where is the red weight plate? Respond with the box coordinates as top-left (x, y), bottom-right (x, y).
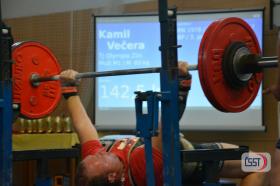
top-left (12, 41), bottom-right (61, 119)
top-left (198, 20), bottom-right (224, 110)
top-left (202, 17), bottom-right (262, 112)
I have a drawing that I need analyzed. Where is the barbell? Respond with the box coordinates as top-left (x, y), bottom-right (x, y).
top-left (12, 17), bottom-right (278, 119)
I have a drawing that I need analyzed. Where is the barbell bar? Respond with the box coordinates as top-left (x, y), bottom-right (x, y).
top-left (12, 17), bottom-right (279, 119)
top-left (30, 54), bottom-right (278, 86)
top-left (30, 65), bottom-right (199, 86)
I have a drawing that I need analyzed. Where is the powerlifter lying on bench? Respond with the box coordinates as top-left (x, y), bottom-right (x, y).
top-left (60, 62), bottom-right (266, 186)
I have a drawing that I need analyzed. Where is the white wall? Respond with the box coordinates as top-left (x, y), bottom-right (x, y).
top-left (1, 0), bottom-right (153, 19)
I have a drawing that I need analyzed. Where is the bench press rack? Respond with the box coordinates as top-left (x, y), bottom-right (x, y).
top-left (135, 1), bottom-right (251, 186)
top-left (0, 0), bottom-right (262, 185)
top-left (0, 1), bottom-right (14, 184)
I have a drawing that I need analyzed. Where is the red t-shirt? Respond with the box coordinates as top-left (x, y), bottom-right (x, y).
top-left (82, 139), bottom-right (163, 186)
top-left (129, 146), bottom-right (163, 186)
